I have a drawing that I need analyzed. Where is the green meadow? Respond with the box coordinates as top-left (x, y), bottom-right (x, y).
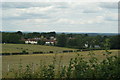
top-left (1, 44), bottom-right (119, 78)
top-left (2, 44), bottom-right (77, 53)
top-left (2, 49), bottom-right (119, 78)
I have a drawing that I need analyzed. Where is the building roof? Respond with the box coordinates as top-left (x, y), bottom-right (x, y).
top-left (25, 39), bottom-right (38, 41)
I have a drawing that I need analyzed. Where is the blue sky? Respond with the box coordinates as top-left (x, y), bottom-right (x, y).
top-left (1, 2), bottom-right (118, 33)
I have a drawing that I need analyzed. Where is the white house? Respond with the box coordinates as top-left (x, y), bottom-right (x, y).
top-left (25, 40), bottom-right (38, 44)
top-left (50, 36), bottom-right (56, 40)
top-left (84, 44), bottom-right (100, 48)
top-left (84, 44), bottom-right (89, 48)
top-left (45, 41), bottom-right (54, 45)
top-left (94, 45), bottom-right (100, 48)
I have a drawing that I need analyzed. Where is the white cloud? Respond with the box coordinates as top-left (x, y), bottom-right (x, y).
top-left (25, 19), bottom-right (48, 23)
top-left (56, 18), bottom-right (76, 24)
top-left (99, 2), bottom-right (118, 9)
top-left (56, 15), bottom-right (104, 25)
top-left (3, 8), bottom-right (22, 18)
top-left (87, 16), bottom-right (104, 24)
top-left (2, 2), bottom-right (118, 33)
top-left (83, 7), bottom-right (102, 13)
top-left (22, 6), bottom-right (54, 14)
top-left (104, 13), bottom-right (118, 21)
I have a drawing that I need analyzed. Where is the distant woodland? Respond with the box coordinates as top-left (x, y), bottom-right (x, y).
top-left (1, 31), bottom-right (120, 49)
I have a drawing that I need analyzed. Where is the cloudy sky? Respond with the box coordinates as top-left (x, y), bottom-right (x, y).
top-left (1, 2), bottom-right (118, 33)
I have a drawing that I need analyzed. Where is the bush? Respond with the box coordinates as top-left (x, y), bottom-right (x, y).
top-left (49, 51), bottom-right (54, 53)
top-left (22, 50), bottom-right (28, 54)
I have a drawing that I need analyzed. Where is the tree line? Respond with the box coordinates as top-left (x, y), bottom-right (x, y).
top-left (57, 33), bottom-right (120, 49)
top-left (1, 31), bottom-right (120, 49)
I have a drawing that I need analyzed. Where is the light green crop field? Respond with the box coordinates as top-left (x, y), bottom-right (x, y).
top-left (2, 44), bottom-right (77, 53)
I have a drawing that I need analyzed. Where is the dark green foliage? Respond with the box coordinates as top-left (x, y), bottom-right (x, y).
top-left (2, 33), bottom-right (21, 43)
top-left (110, 35), bottom-right (120, 49)
top-left (16, 31), bottom-right (23, 35)
top-left (66, 58), bottom-right (73, 78)
top-left (67, 39), bottom-right (78, 48)
top-left (74, 35), bottom-right (86, 49)
top-left (22, 50), bottom-right (27, 53)
top-left (2, 31), bottom-right (120, 49)
top-left (42, 64), bottom-right (55, 79)
top-left (57, 33), bottom-right (67, 47)
top-left (38, 40), bottom-right (45, 45)
top-left (59, 66), bottom-right (66, 78)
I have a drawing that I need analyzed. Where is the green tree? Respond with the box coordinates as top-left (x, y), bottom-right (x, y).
top-left (74, 35), bottom-right (86, 49)
top-left (85, 36), bottom-right (95, 48)
top-left (57, 33), bottom-right (67, 47)
top-left (16, 31), bottom-right (23, 35)
top-left (104, 38), bottom-right (111, 50)
top-left (67, 39), bottom-right (78, 48)
top-left (38, 40), bottom-right (45, 45)
top-left (2, 33), bottom-right (21, 43)
top-left (110, 35), bottom-right (120, 49)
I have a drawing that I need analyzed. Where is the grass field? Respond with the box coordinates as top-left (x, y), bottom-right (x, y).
top-left (2, 49), bottom-right (119, 78)
top-left (1, 44), bottom-right (119, 78)
top-left (2, 44), bottom-right (77, 53)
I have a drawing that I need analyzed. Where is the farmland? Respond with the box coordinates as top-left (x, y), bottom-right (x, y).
top-left (2, 44), bottom-right (77, 53)
top-left (2, 49), bottom-right (119, 78)
top-left (1, 44), bottom-right (120, 78)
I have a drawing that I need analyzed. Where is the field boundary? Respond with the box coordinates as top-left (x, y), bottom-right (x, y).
top-left (0, 49), bottom-right (108, 56)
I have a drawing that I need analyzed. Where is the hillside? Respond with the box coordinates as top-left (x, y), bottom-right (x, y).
top-left (2, 44), bottom-right (77, 53)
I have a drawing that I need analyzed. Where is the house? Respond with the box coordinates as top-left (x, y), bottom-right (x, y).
top-left (42, 36), bottom-right (57, 46)
top-left (25, 39), bottom-right (38, 44)
top-left (84, 44), bottom-right (89, 48)
top-left (84, 43), bottom-right (100, 48)
top-left (45, 41), bottom-right (54, 45)
top-left (44, 37), bottom-right (56, 45)
top-left (45, 39), bottom-right (56, 45)
top-left (50, 36), bottom-right (56, 40)
top-left (33, 38), bottom-right (41, 40)
top-left (94, 45), bottom-right (100, 48)
top-left (23, 36), bottom-right (57, 45)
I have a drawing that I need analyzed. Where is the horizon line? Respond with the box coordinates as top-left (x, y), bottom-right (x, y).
top-left (0, 31), bottom-right (119, 34)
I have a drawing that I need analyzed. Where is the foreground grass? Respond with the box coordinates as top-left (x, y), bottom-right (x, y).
top-left (2, 50), bottom-right (119, 79)
top-left (2, 44), bottom-right (77, 53)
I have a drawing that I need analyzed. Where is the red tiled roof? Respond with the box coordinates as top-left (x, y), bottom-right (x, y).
top-left (22, 38), bottom-right (56, 42)
top-left (24, 39), bottom-right (37, 41)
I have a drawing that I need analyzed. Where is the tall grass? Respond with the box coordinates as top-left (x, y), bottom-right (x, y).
top-left (3, 50), bottom-right (120, 79)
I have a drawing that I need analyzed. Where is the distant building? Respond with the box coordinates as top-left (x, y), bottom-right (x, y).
top-left (33, 38), bottom-right (41, 40)
top-left (25, 39), bottom-right (38, 44)
top-left (68, 37), bottom-right (75, 40)
top-left (23, 36), bottom-right (56, 45)
top-left (45, 39), bottom-right (56, 45)
top-left (84, 44), bottom-right (89, 48)
top-left (84, 44), bottom-right (100, 48)
top-left (43, 36), bottom-right (57, 45)
top-left (45, 41), bottom-right (54, 45)
top-left (94, 45), bottom-right (100, 48)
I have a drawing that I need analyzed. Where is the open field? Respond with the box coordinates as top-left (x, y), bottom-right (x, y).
top-left (2, 49), bottom-right (119, 77)
top-left (2, 44), bottom-right (77, 53)
top-left (1, 44), bottom-right (119, 78)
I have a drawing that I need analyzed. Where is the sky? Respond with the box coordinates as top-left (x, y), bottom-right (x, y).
top-left (1, 2), bottom-right (118, 33)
